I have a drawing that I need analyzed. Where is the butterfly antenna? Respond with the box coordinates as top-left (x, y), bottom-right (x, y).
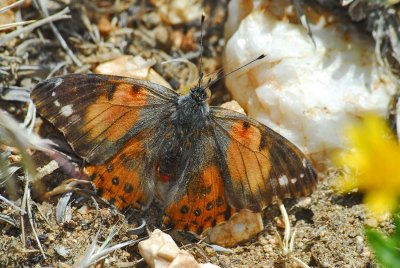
top-left (198, 13), bottom-right (206, 88)
top-left (207, 54), bottom-right (266, 88)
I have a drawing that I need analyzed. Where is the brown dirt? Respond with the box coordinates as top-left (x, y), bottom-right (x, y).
top-left (1, 170), bottom-right (389, 267)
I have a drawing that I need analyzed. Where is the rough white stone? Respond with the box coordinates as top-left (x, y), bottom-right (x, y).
top-left (224, 1), bottom-right (396, 162)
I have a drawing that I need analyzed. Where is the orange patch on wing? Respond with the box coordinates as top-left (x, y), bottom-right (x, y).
top-left (226, 141), bottom-right (271, 209)
top-left (105, 108), bottom-right (140, 141)
top-left (163, 165), bottom-right (234, 236)
top-left (110, 83), bottom-right (148, 106)
top-left (230, 122), bottom-right (262, 151)
top-left (86, 138), bottom-right (146, 209)
top-left (83, 98), bottom-right (141, 142)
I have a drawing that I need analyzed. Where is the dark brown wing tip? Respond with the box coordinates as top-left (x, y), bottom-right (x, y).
top-left (31, 76), bottom-right (64, 99)
top-left (303, 157), bottom-right (319, 194)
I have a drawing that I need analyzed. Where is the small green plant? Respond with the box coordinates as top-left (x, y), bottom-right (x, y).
top-left (365, 214), bottom-right (400, 268)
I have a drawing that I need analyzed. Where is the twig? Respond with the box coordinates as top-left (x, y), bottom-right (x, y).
top-left (0, 0), bottom-right (26, 15)
top-left (15, 38), bottom-right (51, 56)
top-left (33, 202), bottom-right (50, 226)
top-left (26, 183), bottom-right (46, 259)
top-left (0, 213), bottom-right (17, 226)
top-left (46, 61), bottom-right (68, 78)
top-left (36, 0), bottom-right (82, 66)
top-left (0, 66), bottom-right (43, 71)
top-left (292, 256), bottom-right (311, 268)
top-left (0, 194), bottom-right (26, 214)
top-left (82, 0), bottom-right (137, 13)
top-left (0, 20), bottom-right (36, 31)
top-left (20, 172), bottom-right (29, 247)
top-left (0, 7), bottom-right (70, 46)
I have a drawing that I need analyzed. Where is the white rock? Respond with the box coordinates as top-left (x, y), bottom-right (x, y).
top-left (224, 0), bottom-right (396, 162)
top-left (138, 229), bottom-right (220, 268)
top-left (95, 55), bottom-right (172, 89)
top-left (205, 210), bottom-right (264, 247)
top-left (220, 100), bottom-right (246, 115)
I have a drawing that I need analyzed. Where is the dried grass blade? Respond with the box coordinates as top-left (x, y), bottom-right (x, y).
top-left (0, 20), bottom-right (36, 31)
top-left (0, 7), bottom-right (70, 46)
top-left (0, 194), bottom-right (26, 214)
top-left (0, 0), bottom-right (25, 15)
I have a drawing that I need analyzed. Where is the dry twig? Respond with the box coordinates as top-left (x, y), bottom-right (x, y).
top-left (0, 7), bottom-right (70, 46)
top-left (35, 0), bottom-right (82, 66)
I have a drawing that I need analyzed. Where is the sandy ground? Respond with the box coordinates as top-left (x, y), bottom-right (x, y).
top-left (1, 169), bottom-right (391, 267)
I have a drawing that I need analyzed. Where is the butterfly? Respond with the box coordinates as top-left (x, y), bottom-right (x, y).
top-left (31, 72), bottom-right (317, 237)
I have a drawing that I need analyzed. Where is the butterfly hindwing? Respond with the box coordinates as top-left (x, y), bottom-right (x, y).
top-left (163, 129), bottom-right (236, 236)
top-left (31, 74), bottom-right (178, 164)
top-left (85, 132), bottom-right (156, 209)
top-left (210, 107), bottom-right (317, 211)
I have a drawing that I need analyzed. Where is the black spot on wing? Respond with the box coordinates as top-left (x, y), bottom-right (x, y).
top-left (124, 183), bottom-right (133, 193)
top-left (259, 128), bottom-right (268, 150)
top-left (112, 177), bottom-right (119, 185)
top-left (107, 83), bottom-right (117, 100)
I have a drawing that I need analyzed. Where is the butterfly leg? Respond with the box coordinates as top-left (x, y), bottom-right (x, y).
top-left (278, 202), bottom-right (310, 268)
top-left (44, 178), bottom-right (95, 199)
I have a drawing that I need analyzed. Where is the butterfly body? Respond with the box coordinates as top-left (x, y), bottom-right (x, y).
top-left (32, 73), bottom-right (317, 236)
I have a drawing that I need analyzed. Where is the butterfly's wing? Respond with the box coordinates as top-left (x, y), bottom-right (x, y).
top-left (84, 130), bottom-right (157, 208)
top-left (163, 126), bottom-right (236, 236)
top-left (31, 74), bottom-right (178, 208)
top-left (31, 74), bottom-right (178, 164)
top-left (210, 107), bottom-right (317, 211)
top-left (163, 106), bottom-right (317, 236)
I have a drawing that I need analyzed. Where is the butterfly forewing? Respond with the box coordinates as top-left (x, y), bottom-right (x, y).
top-left (210, 107), bottom-right (317, 211)
top-left (31, 74), bottom-right (178, 164)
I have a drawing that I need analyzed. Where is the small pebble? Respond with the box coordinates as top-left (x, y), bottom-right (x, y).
top-left (364, 218), bottom-right (378, 228)
top-left (77, 205), bottom-right (88, 215)
top-left (153, 25), bottom-right (170, 46)
top-left (355, 236), bottom-right (364, 253)
top-left (296, 197), bottom-right (312, 207)
top-left (98, 15), bottom-right (112, 36)
top-left (54, 245), bottom-right (69, 258)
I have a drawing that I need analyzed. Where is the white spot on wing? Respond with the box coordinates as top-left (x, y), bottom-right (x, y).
top-left (291, 178), bottom-right (297, 184)
top-left (61, 104), bottom-right (73, 117)
top-left (300, 173), bottom-right (305, 178)
top-left (54, 100), bottom-right (60, 107)
top-left (52, 77), bottom-right (63, 88)
top-left (278, 175), bottom-right (289, 186)
top-left (51, 91), bottom-right (56, 97)
top-left (302, 158), bottom-right (307, 168)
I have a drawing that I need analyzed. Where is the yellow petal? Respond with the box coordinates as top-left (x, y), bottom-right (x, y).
top-left (364, 191), bottom-right (398, 217)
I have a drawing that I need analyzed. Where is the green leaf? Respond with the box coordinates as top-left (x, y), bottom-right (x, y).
top-left (393, 213), bottom-right (400, 245)
top-left (366, 228), bottom-right (400, 268)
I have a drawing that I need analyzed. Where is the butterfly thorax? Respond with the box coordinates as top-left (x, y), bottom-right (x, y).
top-left (173, 86), bottom-right (210, 131)
top-left (155, 86), bottom-right (211, 188)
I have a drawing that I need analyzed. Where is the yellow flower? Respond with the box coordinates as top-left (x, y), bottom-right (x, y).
top-left (335, 115), bottom-right (400, 216)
